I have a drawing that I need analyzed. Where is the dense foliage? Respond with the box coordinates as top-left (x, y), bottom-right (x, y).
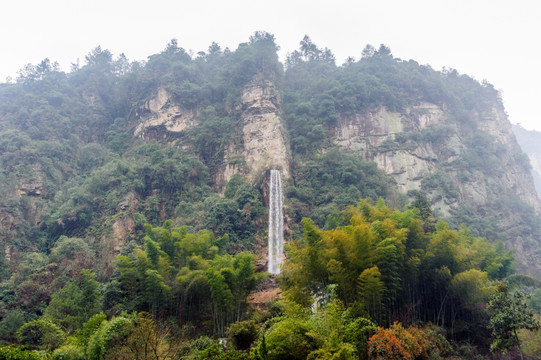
top-left (281, 200), bottom-right (513, 337)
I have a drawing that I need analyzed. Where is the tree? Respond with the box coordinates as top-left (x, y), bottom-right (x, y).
top-left (299, 35), bottom-right (321, 62)
top-left (51, 345), bottom-right (86, 360)
top-left (16, 319), bottom-right (66, 351)
top-left (487, 281), bottom-right (540, 359)
top-left (265, 318), bottom-right (316, 360)
top-left (44, 270), bottom-right (101, 332)
top-left (361, 45), bottom-right (376, 58)
top-left (207, 267), bottom-right (233, 337)
top-left (85, 46), bottom-right (113, 68)
top-left (86, 315), bottom-right (133, 360)
top-left (227, 320), bottom-right (258, 350)
top-left (357, 266), bottom-right (385, 319)
top-left (0, 309), bottom-right (25, 342)
top-left (125, 312), bottom-right (177, 360)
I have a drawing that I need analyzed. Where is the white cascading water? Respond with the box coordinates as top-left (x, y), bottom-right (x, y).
top-left (268, 169), bottom-right (284, 275)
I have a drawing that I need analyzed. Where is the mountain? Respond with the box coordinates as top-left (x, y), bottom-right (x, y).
top-left (4, 33), bottom-right (541, 358)
top-left (127, 39), bottom-right (541, 277)
top-left (1, 34), bottom-right (540, 281)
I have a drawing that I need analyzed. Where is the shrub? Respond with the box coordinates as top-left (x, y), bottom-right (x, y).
top-left (367, 327), bottom-right (412, 360)
top-left (367, 323), bottom-right (449, 360)
top-left (0, 345), bottom-right (45, 360)
top-left (227, 320), bottom-right (258, 350)
top-left (51, 344), bottom-right (86, 360)
top-left (16, 319), bottom-right (66, 351)
top-left (265, 318), bottom-right (316, 360)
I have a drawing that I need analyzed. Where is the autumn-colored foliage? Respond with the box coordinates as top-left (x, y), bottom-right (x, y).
top-left (367, 323), bottom-right (435, 360)
top-left (368, 326), bottom-right (412, 360)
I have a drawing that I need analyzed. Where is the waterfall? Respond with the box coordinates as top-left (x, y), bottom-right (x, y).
top-left (268, 169), bottom-right (284, 275)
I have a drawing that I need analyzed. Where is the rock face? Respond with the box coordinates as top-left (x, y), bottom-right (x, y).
top-left (134, 88), bottom-right (197, 139)
top-left (332, 103), bottom-right (540, 213)
top-left (527, 152), bottom-right (541, 196)
top-left (478, 109), bottom-right (541, 215)
top-left (333, 103), bottom-right (444, 197)
top-left (98, 214), bottom-right (135, 276)
top-left (331, 102), bottom-right (541, 276)
top-left (512, 124), bottom-right (541, 200)
top-left (0, 163), bottom-right (47, 258)
top-left (135, 81), bottom-right (291, 191)
top-left (333, 103), bottom-right (454, 215)
top-left (239, 80), bottom-right (290, 178)
top-left (220, 79), bottom-right (290, 188)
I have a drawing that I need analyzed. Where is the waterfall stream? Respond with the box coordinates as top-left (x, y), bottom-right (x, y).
top-left (268, 169), bottom-right (284, 275)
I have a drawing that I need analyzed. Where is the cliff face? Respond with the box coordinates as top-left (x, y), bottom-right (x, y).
top-left (135, 86), bottom-right (540, 213)
top-left (332, 103), bottom-right (539, 211)
top-left (526, 151), bottom-right (541, 196)
top-left (134, 88), bottom-right (198, 140)
top-left (512, 124), bottom-right (541, 199)
top-left (222, 79), bottom-right (290, 186)
top-left (330, 102), bottom-right (541, 276)
top-left (135, 79), bottom-right (291, 191)
top-left (333, 103), bottom-right (444, 199)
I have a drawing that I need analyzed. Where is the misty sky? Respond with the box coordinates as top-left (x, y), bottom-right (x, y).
top-left (1, 0), bottom-right (540, 131)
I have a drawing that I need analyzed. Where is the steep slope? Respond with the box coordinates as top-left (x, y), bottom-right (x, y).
top-left (227, 78), bottom-right (290, 182)
top-left (132, 79), bottom-right (291, 192)
top-left (283, 43), bottom-right (541, 277)
top-left (512, 124), bottom-right (541, 199)
top-left (329, 103), bottom-right (541, 275)
top-left (331, 103), bottom-right (540, 215)
top-left (2, 35), bottom-right (541, 358)
top-left (127, 42), bottom-right (541, 276)
top-left (134, 87), bottom-right (198, 139)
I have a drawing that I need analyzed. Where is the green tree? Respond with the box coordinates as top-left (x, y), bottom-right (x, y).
top-left (265, 318), bottom-right (316, 360)
top-left (0, 309), bottom-right (26, 342)
top-left (16, 319), bottom-right (66, 351)
top-left (86, 315), bottom-right (133, 360)
top-left (487, 281), bottom-right (540, 358)
top-left (207, 267), bottom-right (233, 337)
top-left (44, 270), bottom-right (101, 332)
top-left (51, 345), bottom-right (86, 360)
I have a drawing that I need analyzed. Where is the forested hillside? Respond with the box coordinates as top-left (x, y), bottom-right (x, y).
top-left (1, 32), bottom-right (541, 359)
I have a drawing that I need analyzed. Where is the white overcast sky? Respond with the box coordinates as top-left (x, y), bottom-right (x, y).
top-left (1, 0), bottom-right (540, 130)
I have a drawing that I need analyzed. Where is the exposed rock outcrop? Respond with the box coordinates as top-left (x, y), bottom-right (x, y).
top-left (512, 124), bottom-right (541, 201)
top-left (134, 82), bottom-right (291, 191)
top-left (476, 108), bottom-right (540, 213)
top-left (332, 103), bottom-right (540, 213)
top-left (218, 79), bottom-right (291, 190)
top-left (134, 88), bottom-right (197, 139)
top-left (332, 103), bottom-right (541, 276)
top-left (333, 104), bottom-right (452, 214)
top-left (17, 163), bottom-right (46, 197)
top-left (239, 80), bottom-right (290, 179)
